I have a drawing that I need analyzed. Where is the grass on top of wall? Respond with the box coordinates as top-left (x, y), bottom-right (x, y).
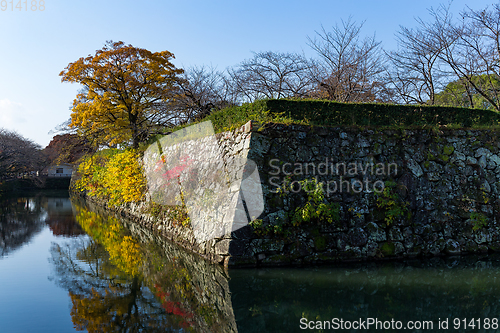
top-left (140, 99), bottom-right (500, 150)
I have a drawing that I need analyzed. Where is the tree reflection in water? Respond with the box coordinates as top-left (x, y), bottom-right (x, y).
top-left (0, 196), bottom-right (45, 257)
top-left (0, 194), bottom-right (85, 258)
top-left (11, 194), bottom-right (500, 333)
top-left (50, 201), bottom-right (235, 332)
top-left (50, 238), bottom-right (173, 332)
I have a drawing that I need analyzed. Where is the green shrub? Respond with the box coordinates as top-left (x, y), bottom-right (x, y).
top-left (197, 99), bottom-right (500, 133)
top-left (250, 178), bottom-right (340, 238)
top-left (289, 179), bottom-right (340, 227)
top-left (375, 181), bottom-right (410, 225)
top-left (470, 211), bottom-right (488, 231)
top-left (267, 99), bottom-right (500, 127)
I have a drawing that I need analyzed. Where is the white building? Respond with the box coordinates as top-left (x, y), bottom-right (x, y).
top-left (47, 163), bottom-right (74, 178)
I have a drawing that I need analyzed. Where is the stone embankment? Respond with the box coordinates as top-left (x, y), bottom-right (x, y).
top-left (81, 121), bottom-right (500, 266)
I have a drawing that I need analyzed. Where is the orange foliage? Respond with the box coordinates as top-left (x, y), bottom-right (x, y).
top-left (60, 41), bottom-right (184, 148)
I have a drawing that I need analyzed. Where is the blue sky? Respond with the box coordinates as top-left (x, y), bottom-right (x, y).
top-left (0, 0), bottom-right (495, 147)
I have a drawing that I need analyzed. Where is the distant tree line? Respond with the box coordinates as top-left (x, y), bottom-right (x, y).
top-left (0, 129), bottom-right (93, 178)
top-left (55, 2), bottom-right (500, 151)
top-left (186, 3), bottom-right (500, 110)
top-left (0, 128), bottom-right (42, 178)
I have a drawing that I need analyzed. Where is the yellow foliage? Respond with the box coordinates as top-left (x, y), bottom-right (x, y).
top-left (74, 204), bottom-right (142, 276)
top-left (75, 150), bottom-right (146, 207)
top-left (105, 150), bottom-right (146, 206)
top-left (60, 41), bottom-right (184, 148)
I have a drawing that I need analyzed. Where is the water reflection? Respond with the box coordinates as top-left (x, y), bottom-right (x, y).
top-left (0, 195), bottom-right (46, 257)
top-left (63, 199), bottom-right (500, 333)
top-left (0, 193), bottom-right (83, 258)
top-left (5, 193), bottom-right (500, 332)
top-left (45, 197), bottom-right (84, 237)
top-left (229, 258), bottom-right (500, 332)
top-left (49, 199), bottom-right (237, 332)
top-left (51, 238), bottom-right (170, 331)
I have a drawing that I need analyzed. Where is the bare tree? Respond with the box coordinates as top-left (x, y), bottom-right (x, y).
top-left (454, 4), bottom-right (500, 110)
top-left (386, 15), bottom-right (447, 105)
top-left (171, 65), bottom-right (236, 123)
top-left (416, 4), bottom-right (500, 110)
top-left (307, 17), bottom-right (387, 102)
top-left (229, 51), bottom-right (315, 102)
top-left (0, 128), bottom-right (42, 177)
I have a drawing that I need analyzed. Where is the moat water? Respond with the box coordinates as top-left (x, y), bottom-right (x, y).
top-left (1, 192), bottom-right (500, 332)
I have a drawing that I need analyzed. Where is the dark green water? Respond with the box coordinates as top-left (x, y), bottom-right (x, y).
top-left (1, 193), bottom-right (500, 332)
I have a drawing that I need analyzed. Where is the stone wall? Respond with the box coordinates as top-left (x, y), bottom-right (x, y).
top-left (235, 123), bottom-right (500, 266)
top-left (83, 121), bottom-right (500, 266)
top-left (80, 124), bottom-right (256, 267)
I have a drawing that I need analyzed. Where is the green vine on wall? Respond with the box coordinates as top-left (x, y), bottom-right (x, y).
top-left (374, 180), bottom-right (410, 225)
top-left (290, 179), bottom-right (340, 226)
top-left (470, 211), bottom-right (488, 231)
top-left (461, 186), bottom-right (491, 232)
top-left (250, 178), bottom-right (340, 237)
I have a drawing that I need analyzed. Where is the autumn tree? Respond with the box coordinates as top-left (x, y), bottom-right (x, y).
top-left (43, 133), bottom-right (94, 166)
top-left (60, 41), bottom-right (184, 149)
